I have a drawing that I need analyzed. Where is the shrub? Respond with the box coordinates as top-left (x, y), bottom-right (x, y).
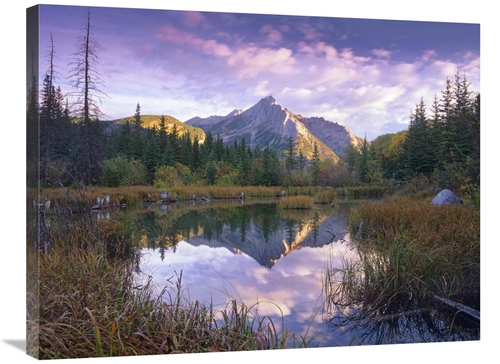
top-left (100, 156), bottom-right (132, 187)
top-left (129, 159), bottom-right (148, 185)
top-left (153, 163), bottom-right (191, 188)
top-left (153, 165), bottom-right (178, 188)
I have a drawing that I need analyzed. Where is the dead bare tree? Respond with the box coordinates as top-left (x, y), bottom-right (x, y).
top-left (67, 9), bottom-right (108, 185)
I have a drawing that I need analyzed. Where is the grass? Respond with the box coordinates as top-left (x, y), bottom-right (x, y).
top-left (27, 245), bottom-right (309, 358)
top-left (335, 186), bottom-right (386, 199)
top-left (325, 194), bottom-right (480, 311)
top-left (32, 184), bottom-right (389, 212)
top-left (26, 189), bottom-right (312, 358)
top-left (312, 188), bottom-right (337, 204)
top-left (279, 196), bottom-right (314, 210)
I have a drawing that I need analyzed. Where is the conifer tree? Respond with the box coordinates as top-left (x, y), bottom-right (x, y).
top-left (260, 143), bottom-right (278, 186)
top-left (39, 33), bottom-right (58, 184)
top-left (285, 136), bottom-right (297, 173)
top-left (181, 132), bottom-right (193, 168)
top-left (297, 149), bottom-right (306, 173)
top-left (142, 127), bottom-right (161, 183)
top-left (132, 102), bottom-right (144, 159)
top-left (162, 137), bottom-right (175, 167)
top-left (158, 114), bottom-right (168, 154)
top-left (192, 135), bottom-right (201, 171)
top-left (358, 134), bottom-right (370, 183)
top-left (26, 53), bottom-right (39, 187)
top-left (398, 98), bottom-right (436, 179)
top-left (169, 123), bottom-right (182, 164)
top-left (117, 119), bottom-right (134, 159)
top-left (205, 152), bottom-right (218, 185)
top-left (311, 142), bottom-right (321, 186)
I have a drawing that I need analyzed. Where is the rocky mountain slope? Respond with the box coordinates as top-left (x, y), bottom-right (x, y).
top-left (185, 96), bottom-right (363, 161)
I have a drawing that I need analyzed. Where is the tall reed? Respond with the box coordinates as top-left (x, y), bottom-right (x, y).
top-left (326, 195), bottom-right (480, 311)
top-left (26, 190), bottom-right (311, 358)
top-left (28, 245), bottom-right (308, 358)
top-left (279, 196), bottom-right (314, 210)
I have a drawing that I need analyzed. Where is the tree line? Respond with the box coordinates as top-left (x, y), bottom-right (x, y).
top-left (346, 70), bottom-right (480, 195)
top-left (27, 12), bottom-right (479, 194)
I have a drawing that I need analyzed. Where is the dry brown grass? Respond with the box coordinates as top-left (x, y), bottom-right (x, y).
top-left (327, 195), bottom-right (480, 309)
top-left (279, 196), bottom-right (314, 210)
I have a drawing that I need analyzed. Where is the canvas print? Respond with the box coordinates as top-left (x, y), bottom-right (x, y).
top-left (26, 4), bottom-right (480, 360)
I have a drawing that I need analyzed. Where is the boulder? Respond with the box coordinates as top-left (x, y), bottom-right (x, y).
top-left (430, 189), bottom-right (462, 206)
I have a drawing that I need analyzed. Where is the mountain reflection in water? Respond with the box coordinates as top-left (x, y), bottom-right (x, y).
top-left (137, 202), bottom-right (355, 346)
top-left (134, 201), bottom-right (479, 347)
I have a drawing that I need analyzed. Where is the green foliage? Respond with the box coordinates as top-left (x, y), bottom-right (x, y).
top-left (129, 159), bottom-right (148, 185)
top-left (153, 165), bottom-right (177, 189)
top-left (153, 163), bottom-right (192, 188)
top-left (398, 98), bottom-right (438, 180)
top-left (204, 160), bottom-right (218, 185)
top-left (369, 131), bottom-right (406, 179)
top-left (100, 156), bottom-right (147, 187)
top-left (397, 71), bottom-right (479, 190)
top-left (311, 142), bottom-right (321, 186)
top-left (217, 170), bottom-right (240, 186)
top-left (285, 135), bottom-right (297, 173)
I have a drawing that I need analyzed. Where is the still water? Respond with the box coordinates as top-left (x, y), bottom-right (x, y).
top-left (124, 199), bottom-right (479, 347)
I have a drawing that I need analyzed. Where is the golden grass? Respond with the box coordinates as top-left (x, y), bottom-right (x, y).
top-left (279, 196), bottom-right (314, 210)
top-left (326, 194), bottom-right (480, 310)
top-left (26, 200), bottom-right (312, 358)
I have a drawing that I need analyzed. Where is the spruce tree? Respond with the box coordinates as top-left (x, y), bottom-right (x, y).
top-left (285, 136), bottom-right (297, 173)
top-left (162, 137), bottom-right (175, 166)
top-left (142, 127), bottom-right (161, 183)
top-left (192, 135), bottom-right (201, 171)
top-left (398, 98), bottom-right (436, 179)
top-left (358, 134), bottom-right (370, 183)
top-left (261, 143), bottom-right (277, 186)
top-left (26, 57), bottom-right (39, 187)
top-left (311, 142), bottom-right (321, 186)
top-left (132, 103), bottom-right (144, 159)
top-left (117, 119), bottom-right (134, 159)
top-left (158, 114), bottom-right (168, 154)
top-left (169, 123), bottom-right (182, 164)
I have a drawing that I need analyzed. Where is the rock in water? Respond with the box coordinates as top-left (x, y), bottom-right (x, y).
top-left (430, 189), bottom-right (462, 206)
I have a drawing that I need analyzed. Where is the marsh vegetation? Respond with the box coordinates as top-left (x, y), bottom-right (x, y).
top-left (27, 185), bottom-right (479, 357)
top-left (323, 193), bottom-right (480, 344)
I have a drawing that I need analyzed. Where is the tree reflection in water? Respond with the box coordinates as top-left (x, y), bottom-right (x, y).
top-left (133, 201), bottom-right (344, 268)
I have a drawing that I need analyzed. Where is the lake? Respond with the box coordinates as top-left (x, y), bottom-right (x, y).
top-left (119, 199), bottom-right (479, 348)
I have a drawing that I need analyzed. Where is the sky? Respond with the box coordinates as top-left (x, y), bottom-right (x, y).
top-left (36, 3), bottom-right (480, 141)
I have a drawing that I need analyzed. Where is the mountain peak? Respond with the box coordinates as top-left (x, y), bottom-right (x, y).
top-left (260, 95), bottom-right (277, 106)
top-left (185, 95), bottom-right (364, 161)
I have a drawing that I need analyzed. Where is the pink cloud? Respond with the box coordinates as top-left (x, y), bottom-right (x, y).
top-left (298, 41), bottom-right (339, 59)
top-left (227, 46), bottom-right (297, 78)
top-left (259, 24), bottom-right (283, 45)
top-left (371, 48), bottom-right (392, 58)
top-left (421, 49), bottom-right (437, 62)
top-left (182, 11), bottom-right (208, 28)
top-left (157, 25), bottom-right (232, 57)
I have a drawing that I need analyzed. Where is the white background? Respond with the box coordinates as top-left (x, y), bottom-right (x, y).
top-left (2, 1), bottom-right (496, 363)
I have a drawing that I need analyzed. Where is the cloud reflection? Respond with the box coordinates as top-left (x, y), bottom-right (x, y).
top-left (139, 236), bottom-right (357, 345)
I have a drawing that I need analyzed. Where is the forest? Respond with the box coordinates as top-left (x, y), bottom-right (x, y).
top-left (26, 13), bottom-right (480, 199)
